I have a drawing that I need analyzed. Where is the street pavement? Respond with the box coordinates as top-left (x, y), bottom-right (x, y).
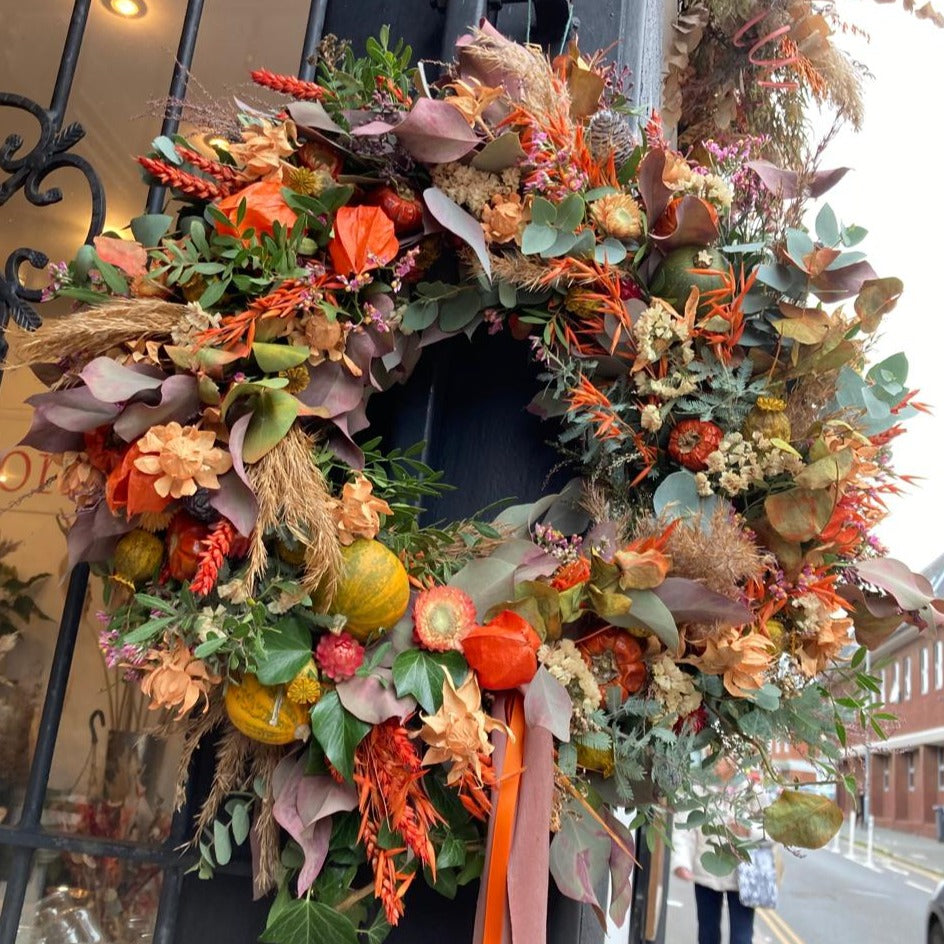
top-left (664, 826), bottom-right (944, 943)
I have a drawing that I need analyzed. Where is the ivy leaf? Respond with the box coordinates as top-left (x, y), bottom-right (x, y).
top-left (256, 616), bottom-right (314, 685)
top-left (392, 649), bottom-right (465, 713)
top-left (309, 691), bottom-right (370, 783)
top-left (764, 790), bottom-right (843, 849)
top-left (259, 899), bottom-right (358, 944)
top-left (437, 835), bottom-right (468, 869)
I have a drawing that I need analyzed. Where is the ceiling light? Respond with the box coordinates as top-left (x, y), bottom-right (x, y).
top-left (101, 0), bottom-right (147, 19)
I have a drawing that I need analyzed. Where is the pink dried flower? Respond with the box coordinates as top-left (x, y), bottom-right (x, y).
top-left (315, 631), bottom-right (365, 681)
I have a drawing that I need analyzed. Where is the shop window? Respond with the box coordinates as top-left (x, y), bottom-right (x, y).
top-left (921, 646), bottom-right (930, 695)
top-left (907, 752), bottom-right (916, 792)
top-left (883, 757), bottom-right (891, 792)
top-left (938, 748), bottom-right (944, 792)
top-left (903, 656), bottom-right (913, 701)
top-left (889, 661), bottom-right (901, 703)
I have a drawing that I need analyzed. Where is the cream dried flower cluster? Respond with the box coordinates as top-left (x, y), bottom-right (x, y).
top-left (649, 652), bottom-right (703, 719)
top-left (697, 431), bottom-right (804, 497)
top-left (538, 639), bottom-right (603, 729)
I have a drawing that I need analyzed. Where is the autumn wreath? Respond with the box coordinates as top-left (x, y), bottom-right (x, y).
top-left (9, 21), bottom-right (943, 944)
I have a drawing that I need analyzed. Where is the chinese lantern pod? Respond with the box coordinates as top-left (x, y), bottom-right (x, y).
top-left (461, 610), bottom-right (542, 690)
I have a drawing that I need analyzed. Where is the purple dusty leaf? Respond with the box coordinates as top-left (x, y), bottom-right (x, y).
top-left (67, 502), bottom-right (136, 569)
top-left (393, 98), bottom-right (480, 162)
top-left (336, 668), bottom-right (416, 724)
top-left (79, 357), bottom-right (164, 403)
top-left (113, 375), bottom-right (201, 441)
top-left (271, 758), bottom-right (335, 896)
top-left (650, 194), bottom-right (720, 251)
top-left (637, 148), bottom-right (673, 223)
top-left (810, 259), bottom-right (878, 303)
top-left (513, 544), bottom-right (563, 584)
top-left (838, 584), bottom-right (904, 649)
top-left (747, 160), bottom-right (850, 200)
top-left (603, 809), bottom-right (635, 926)
top-left (548, 803), bottom-right (609, 921)
top-left (423, 187), bottom-right (491, 278)
top-left (449, 557), bottom-right (518, 619)
top-left (325, 425), bottom-right (365, 470)
top-left (854, 558), bottom-right (944, 631)
top-left (286, 100), bottom-right (346, 134)
top-left (209, 471), bottom-right (258, 537)
top-left (522, 666), bottom-right (572, 742)
top-left (27, 386), bottom-right (120, 433)
top-left (297, 361), bottom-right (367, 418)
top-left (17, 409), bottom-right (84, 453)
top-left (350, 119), bottom-right (398, 136)
top-left (296, 774), bottom-right (358, 827)
top-left (653, 577), bottom-right (752, 627)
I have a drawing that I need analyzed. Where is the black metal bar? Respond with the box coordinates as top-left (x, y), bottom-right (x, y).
top-left (441, 0), bottom-right (487, 59)
top-left (298, 0), bottom-right (329, 81)
top-left (145, 0), bottom-right (206, 214)
top-left (0, 825), bottom-right (183, 866)
top-left (48, 0), bottom-right (93, 123)
top-left (0, 563), bottom-right (89, 944)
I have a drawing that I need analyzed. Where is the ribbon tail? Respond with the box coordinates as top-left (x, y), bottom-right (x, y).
top-left (474, 692), bottom-right (526, 944)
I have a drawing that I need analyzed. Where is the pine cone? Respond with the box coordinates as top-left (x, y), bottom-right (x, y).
top-left (588, 109), bottom-right (637, 168)
top-left (182, 488), bottom-right (219, 523)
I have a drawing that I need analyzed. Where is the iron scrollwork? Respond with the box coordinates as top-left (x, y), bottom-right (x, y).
top-left (0, 0), bottom-right (105, 365)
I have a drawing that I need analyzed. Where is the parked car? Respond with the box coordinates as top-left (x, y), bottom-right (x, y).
top-left (928, 880), bottom-right (944, 944)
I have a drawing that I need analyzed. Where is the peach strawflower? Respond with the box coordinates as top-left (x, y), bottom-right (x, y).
top-left (229, 118), bottom-right (297, 180)
top-left (139, 638), bottom-right (220, 718)
top-left (697, 626), bottom-right (774, 698)
top-left (482, 193), bottom-right (529, 244)
top-left (57, 453), bottom-right (105, 509)
top-left (328, 474), bottom-right (392, 545)
top-left (590, 193), bottom-right (643, 240)
top-left (134, 423), bottom-right (232, 499)
top-left (418, 673), bottom-right (508, 786)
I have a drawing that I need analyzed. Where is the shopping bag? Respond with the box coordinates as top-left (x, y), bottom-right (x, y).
top-left (737, 843), bottom-right (778, 909)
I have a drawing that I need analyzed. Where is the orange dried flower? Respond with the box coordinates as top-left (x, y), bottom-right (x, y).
top-left (589, 193), bottom-right (642, 240)
top-left (699, 628), bottom-right (774, 698)
top-left (612, 547), bottom-right (672, 590)
top-left (481, 193), bottom-right (529, 244)
top-left (328, 474), bottom-right (393, 545)
top-left (443, 78), bottom-right (504, 126)
top-left (139, 639), bottom-right (220, 718)
top-left (418, 673), bottom-right (508, 786)
top-left (228, 118), bottom-right (297, 180)
top-left (133, 423), bottom-right (232, 500)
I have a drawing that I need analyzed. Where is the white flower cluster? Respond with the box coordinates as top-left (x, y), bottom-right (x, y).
top-left (634, 369), bottom-right (697, 400)
top-left (698, 431), bottom-right (804, 496)
top-left (538, 639), bottom-right (602, 729)
top-left (678, 172), bottom-right (734, 212)
top-left (632, 302), bottom-right (692, 367)
top-left (792, 593), bottom-right (830, 634)
top-left (650, 652), bottom-right (702, 718)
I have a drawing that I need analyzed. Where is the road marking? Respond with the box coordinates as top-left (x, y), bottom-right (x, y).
top-left (758, 908), bottom-right (804, 944)
top-left (875, 854), bottom-right (944, 884)
top-left (906, 880), bottom-right (934, 894)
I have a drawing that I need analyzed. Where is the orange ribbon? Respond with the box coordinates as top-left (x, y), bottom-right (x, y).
top-left (482, 692), bottom-right (527, 944)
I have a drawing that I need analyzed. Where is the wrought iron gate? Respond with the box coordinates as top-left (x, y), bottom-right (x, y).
top-left (0, 2), bottom-right (665, 941)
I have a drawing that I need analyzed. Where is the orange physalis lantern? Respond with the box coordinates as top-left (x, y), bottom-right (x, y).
top-left (328, 205), bottom-right (399, 276)
top-left (215, 179), bottom-right (298, 241)
top-left (105, 443), bottom-right (173, 517)
top-left (461, 610), bottom-right (541, 690)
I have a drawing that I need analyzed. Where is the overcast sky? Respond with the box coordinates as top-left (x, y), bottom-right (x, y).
top-left (814, 1), bottom-right (944, 571)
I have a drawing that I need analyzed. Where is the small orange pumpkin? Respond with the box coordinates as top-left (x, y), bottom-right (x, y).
top-left (326, 539), bottom-right (410, 642)
top-left (224, 674), bottom-right (310, 745)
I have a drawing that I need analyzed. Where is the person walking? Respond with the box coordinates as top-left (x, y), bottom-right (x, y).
top-left (671, 757), bottom-right (767, 944)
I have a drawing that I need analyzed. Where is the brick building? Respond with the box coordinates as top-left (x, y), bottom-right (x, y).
top-left (838, 555), bottom-right (944, 838)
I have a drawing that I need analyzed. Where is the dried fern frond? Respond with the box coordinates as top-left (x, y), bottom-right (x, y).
top-left (6, 299), bottom-right (189, 369)
top-left (245, 426), bottom-right (342, 598)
